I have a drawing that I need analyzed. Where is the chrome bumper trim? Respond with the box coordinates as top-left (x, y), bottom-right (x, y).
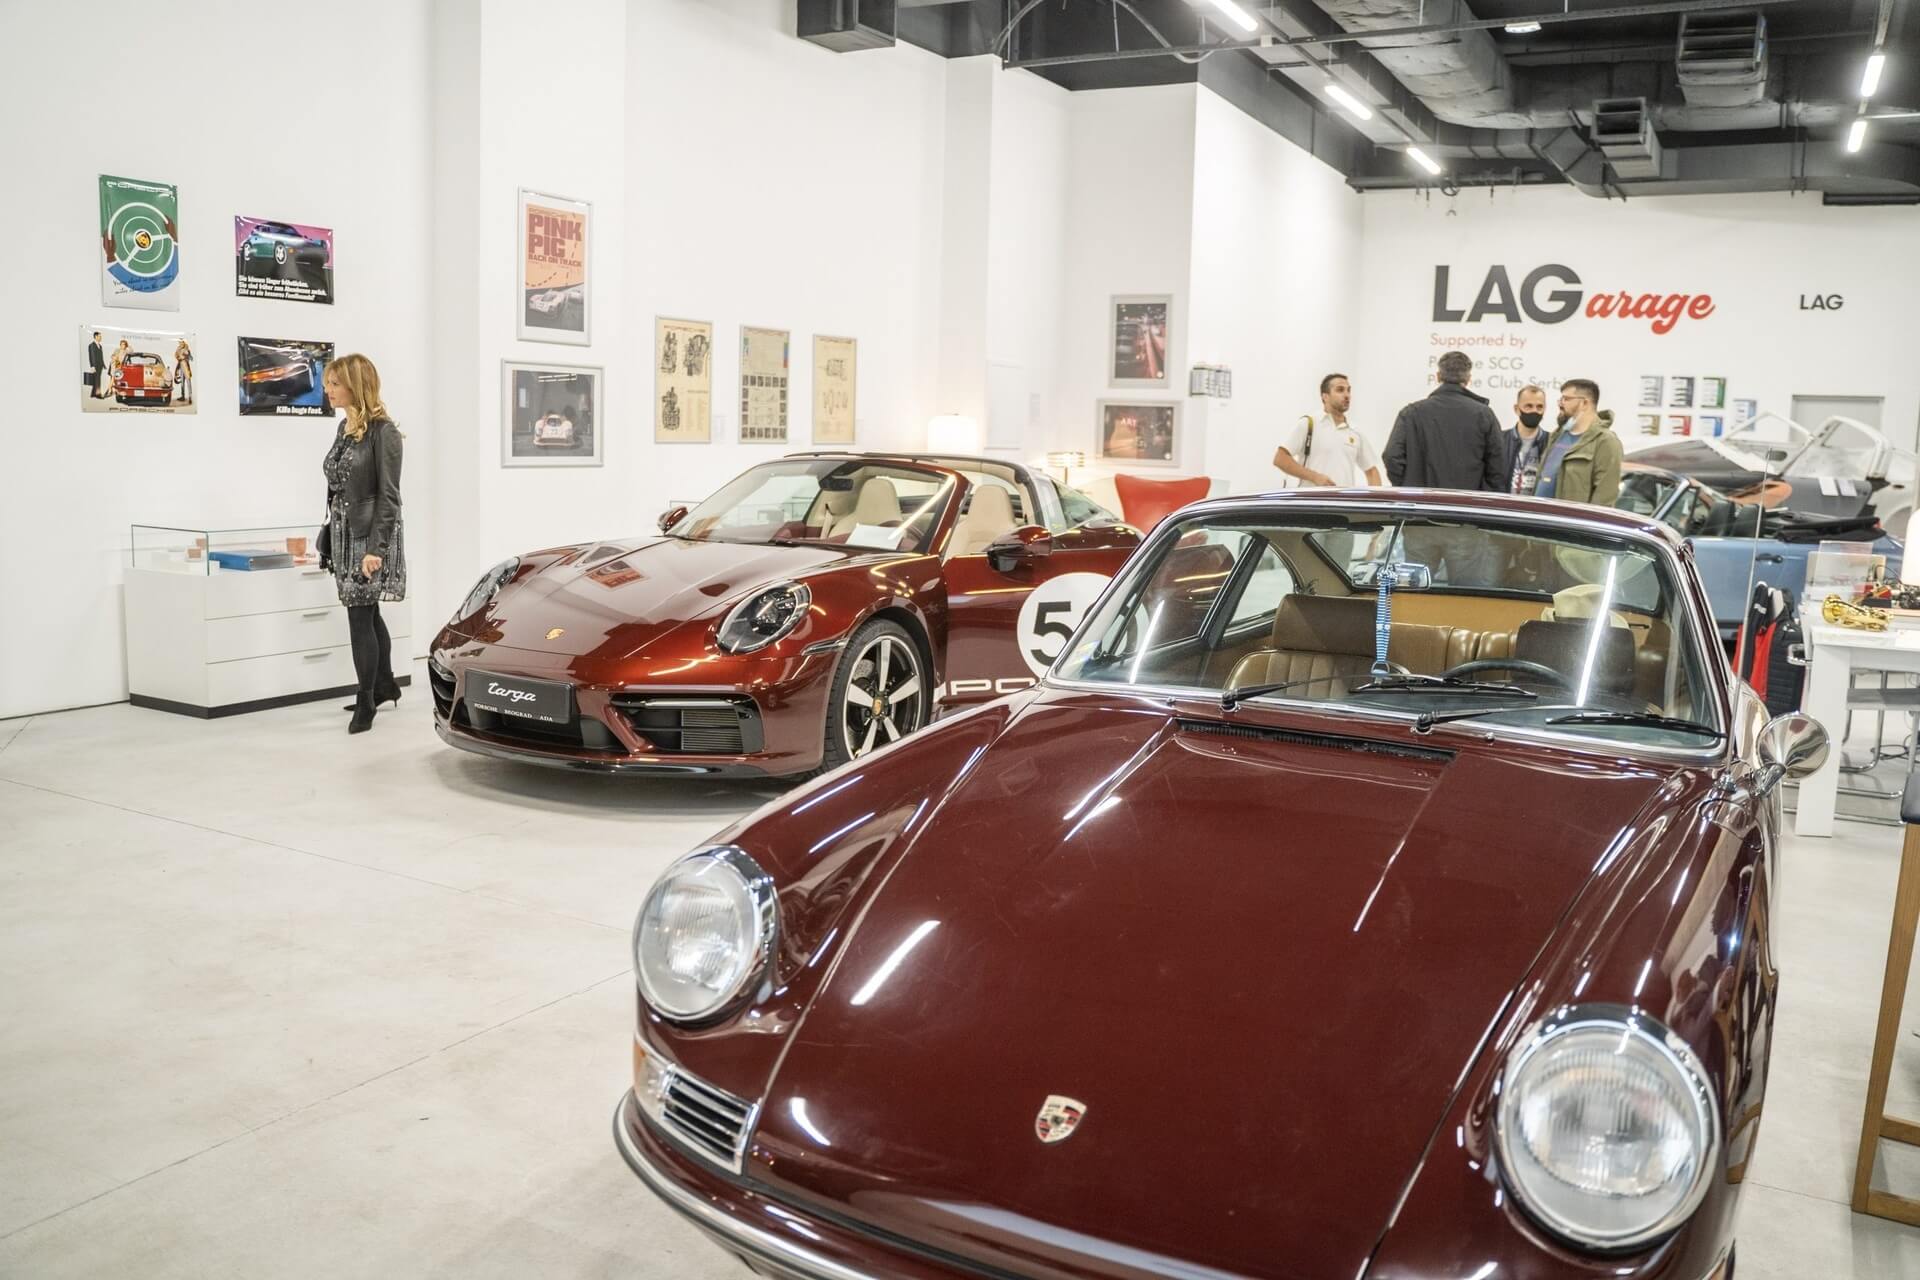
top-left (612, 1093), bottom-right (881, 1280)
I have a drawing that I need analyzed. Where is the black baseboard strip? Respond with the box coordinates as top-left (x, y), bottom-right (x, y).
top-left (131, 675), bottom-right (414, 720)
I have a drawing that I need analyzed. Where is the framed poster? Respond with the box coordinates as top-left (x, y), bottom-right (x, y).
top-left (655, 317), bottom-right (712, 444)
top-left (502, 360), bottom-right (603, 466)
top-left (813, 335), bottom-right (856, 444)
top-left (81, 324), bottom-right (196, 414)
top-left (1097, 400), bottom-right (1178, 465)
top-left (517, 189), bottom-right (590, 344)
top-left (739, 326), bottom-right (790, 444)
top-left (99, 175), bottom-right (180, 310)
top-left (1638, 375), bottom-right (1663, 408)
top-left (1109, 294), bottom-right (1171, 389)
top-left (234, 216), bottom-right (334, 304)
top-left (1668, 376), bottom-right (1695, 409)
top-left (237, 337), bottom-right (334, 416)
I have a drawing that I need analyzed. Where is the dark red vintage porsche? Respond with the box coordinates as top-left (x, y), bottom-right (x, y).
top-left (613, 489), bottom-right (1830, 1280)
top-left (429, 453), bottom-right (1139, 776)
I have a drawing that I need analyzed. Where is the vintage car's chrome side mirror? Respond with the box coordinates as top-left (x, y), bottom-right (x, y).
top-left (986, 525), bottom-right (1054, 573)
top-left (1756, 713), bottom-right (1830, 793)
top-left (658, 505), bottom-right (689, 534)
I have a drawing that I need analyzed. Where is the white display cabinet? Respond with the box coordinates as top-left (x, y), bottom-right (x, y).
top-left (126, 524), bottom-right (412, 717)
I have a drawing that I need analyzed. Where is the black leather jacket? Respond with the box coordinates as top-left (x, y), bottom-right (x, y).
top-left (1383, 383), bottom-right (1506, 491)
top-left (333, 418), bottom-right (403, 558)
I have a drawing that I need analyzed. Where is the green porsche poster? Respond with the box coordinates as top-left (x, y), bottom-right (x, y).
top-left (98, 174), bottom-right (180, 310)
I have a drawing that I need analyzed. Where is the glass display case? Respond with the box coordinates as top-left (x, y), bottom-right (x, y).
top-left (131, 523), bottom-right (324, 575)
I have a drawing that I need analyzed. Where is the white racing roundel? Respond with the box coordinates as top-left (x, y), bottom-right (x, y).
top-left (1015, 572), bottom-right (1113, 677)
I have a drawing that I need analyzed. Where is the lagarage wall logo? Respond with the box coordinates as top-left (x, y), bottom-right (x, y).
top-left (1433, 265), bottom-right (1716, 335)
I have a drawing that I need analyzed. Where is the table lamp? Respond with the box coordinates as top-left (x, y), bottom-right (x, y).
top-left (1046, 451), bottom-right (1085, 486)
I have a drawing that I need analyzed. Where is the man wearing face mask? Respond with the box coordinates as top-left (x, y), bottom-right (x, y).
top-left (1502, 385), bottom-right (1551, 496)
top-left (1535, 378), bottom-right (1623, 506)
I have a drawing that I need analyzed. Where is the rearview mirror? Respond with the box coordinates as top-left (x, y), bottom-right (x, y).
top-left (658, 505), bottom-right (689, 535)
top-left (1756, 712), bottom-right (1830, 794)
top-left (986, 525), bottom-right (1053, 574)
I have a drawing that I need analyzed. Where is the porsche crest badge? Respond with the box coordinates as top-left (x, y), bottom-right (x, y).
top-left (546, 627), bottom-right (566, 641)
top-left (1034, 1095), bottom-right (1087, 1144)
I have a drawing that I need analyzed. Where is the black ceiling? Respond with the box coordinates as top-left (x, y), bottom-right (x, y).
top-left (863, 0), bottom-right (1920, 201)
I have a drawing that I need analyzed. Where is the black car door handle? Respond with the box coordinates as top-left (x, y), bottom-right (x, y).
top-left (1755, 553), bottom-right (1785, 564)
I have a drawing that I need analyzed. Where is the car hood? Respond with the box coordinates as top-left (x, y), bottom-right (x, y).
top-left (486, 536), bottom-right (866, 657)
top-left (749, 698), bottom-right (1672, 1280)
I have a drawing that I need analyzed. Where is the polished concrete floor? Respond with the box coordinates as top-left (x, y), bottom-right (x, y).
top-left (2, 664), bottom-right (1919, 1278)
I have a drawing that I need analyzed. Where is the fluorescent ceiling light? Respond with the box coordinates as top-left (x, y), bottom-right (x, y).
top-left (1861, 52), bottom-right (1886, 98)
top-left (1504, 21), bottom-right (1543, 34)
top-left (1407, 145), bottom-right (1444, 175)
top-left (1204, 0), bottom-right (1260, 34)
top-left (1847, 117), bottom-right (1868, 152)
top-left (1324, 83), bottom-right (1375, 121)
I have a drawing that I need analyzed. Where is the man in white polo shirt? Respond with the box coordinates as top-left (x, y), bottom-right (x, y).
top-left (1273, 373), bottom-right (1382, 488)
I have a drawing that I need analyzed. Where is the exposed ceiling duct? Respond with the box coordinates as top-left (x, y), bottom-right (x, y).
top-left (1307, 0), bottom-right (1528, 126)
top-left (1674, 9), bottom-right (1770, 106)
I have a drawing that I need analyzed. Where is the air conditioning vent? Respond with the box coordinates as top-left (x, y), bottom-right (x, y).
top-left (1591, 97), bottom-right (1663, 181)
top-left (798, 0), bottom-right (896, 52)
top-left (1676, 11), bottom-right (1768, 107)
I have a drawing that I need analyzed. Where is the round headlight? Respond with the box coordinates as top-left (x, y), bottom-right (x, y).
top-left (1495, 1008), bottom-right (1718, 1251)
top-left (716, 582), bottom-right (811, 654)
top-left (452, 557), bottom-right (519, 625)
top-left (634, 847), bottom-right (776, 1021)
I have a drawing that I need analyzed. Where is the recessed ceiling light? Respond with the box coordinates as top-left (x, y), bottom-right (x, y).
top-left (1504, 20), bottom-right (1543, 34)
top-left (1861, 52), bottom-right (1886, 98)
top-left (1204, 0), bottom-right (1260, 34)
top-left (1324, 83), bottom-right (1376, 121)
top-left (1407, 146), bottom-right (1444, 175)
top-left (1847, 117), bottom-right (1869, 152)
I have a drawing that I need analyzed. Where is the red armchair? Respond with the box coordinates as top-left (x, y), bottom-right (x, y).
top-left (1113, 473), bottom-right (1212, 532)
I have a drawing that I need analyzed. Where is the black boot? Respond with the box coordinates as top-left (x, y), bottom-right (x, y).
top-left (348, 692), bottom-right (376, 734)
top-left (342, 679), bottom-right (402, 712)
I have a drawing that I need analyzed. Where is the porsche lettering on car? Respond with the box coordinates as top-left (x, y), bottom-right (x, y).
top-left (613, 487), bottom-right (1826, 1280)
top-left (429, 453), bottom-right (1143, 776)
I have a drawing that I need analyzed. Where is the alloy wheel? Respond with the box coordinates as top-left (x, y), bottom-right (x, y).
top-left (841, 632), bottom-right (923, 758)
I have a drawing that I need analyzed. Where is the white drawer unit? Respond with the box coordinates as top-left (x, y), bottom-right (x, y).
top-left (126, 566), bottom-right (413, 717)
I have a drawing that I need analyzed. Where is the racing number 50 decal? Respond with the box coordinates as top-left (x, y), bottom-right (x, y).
top-left (1015, 573), bottom-right (1113, 676)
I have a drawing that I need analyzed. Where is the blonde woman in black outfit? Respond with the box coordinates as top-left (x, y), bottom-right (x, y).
top-left (318, 353), bottom-right (407, 733)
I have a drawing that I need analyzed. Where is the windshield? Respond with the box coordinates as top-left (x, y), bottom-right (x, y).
top-left (1054, 510), bottom-right (1722, 751)
top-left (671, 458), bottom-right (952, 552)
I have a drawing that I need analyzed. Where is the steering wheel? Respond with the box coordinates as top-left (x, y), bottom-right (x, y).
top-left (1439, 658), bottom-right (1574, 689)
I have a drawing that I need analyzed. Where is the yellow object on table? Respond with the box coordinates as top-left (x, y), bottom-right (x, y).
top-left (1825, 594), bottom-right (1890, 632)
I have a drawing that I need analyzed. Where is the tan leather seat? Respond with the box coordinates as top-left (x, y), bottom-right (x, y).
top-left (810, 485), bottom-right (857, 537)
top-left (1228, 596), bottom-right (1375, 691)
top-left (1513, 619), bottom-right (1637, 697)
top-left (950, 485), bottom-right (1017, 557)
top-left (829, 477), bottom-right (903, 538)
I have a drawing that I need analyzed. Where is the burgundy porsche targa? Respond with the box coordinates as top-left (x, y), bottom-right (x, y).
top-left (613, 489), bottom-right (1829, 1280)
top-left (429, 453), bottom-right (1138, 777)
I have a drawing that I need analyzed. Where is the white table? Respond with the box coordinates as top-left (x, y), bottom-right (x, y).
top-left (1796, 618), bottom-right (1920, 836)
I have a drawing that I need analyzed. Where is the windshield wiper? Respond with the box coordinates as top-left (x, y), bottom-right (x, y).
top-left (1219, 675), bottom-right (1349, 710)
top-left (1350, 674), bottom-right (1538, 700)
top-left (1409, 702), bottom-right (1724, 737)
top-left (1544, 709), bottom-right (1725, 738)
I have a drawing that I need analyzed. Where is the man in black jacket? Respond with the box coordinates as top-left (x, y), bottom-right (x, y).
top-left (1383, 351), bottom-right (1505, 491)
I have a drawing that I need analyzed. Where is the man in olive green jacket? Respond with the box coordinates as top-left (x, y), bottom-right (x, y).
top-left (1535, 379), bottom-right (1622, 507)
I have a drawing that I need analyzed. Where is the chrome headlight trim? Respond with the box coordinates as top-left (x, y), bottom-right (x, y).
top-left (1494, 1004), bottom-right (1720, 1252)
top-left (633, 846), bottom-right (777, 1023)
top-left (451, 557), bottom-right (520, 626)
top-left (716, 582), bottom-right (812, 654)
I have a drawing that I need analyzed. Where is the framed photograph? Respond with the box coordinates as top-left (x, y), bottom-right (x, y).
top-left (517, 189), bottom-right (590, 345)
top-left (1097, 400), bottom-right (1179, 465)
top-left (813, 335), bottom-right (856, 444)
top-left (1638, 375), bottom-right (1664, 408)
top-left (81, 324), bottom-right (196, 414)
top-left (655, 317), bottom-right (712, 444)
top-left (1109, 294), bottom-right (1171, 388)
top-left (739, 326), bottom-right (790, 444)
top-left (1669, 376), bottom-right (1695, 409)
top-left (234, 216), bottom-right (334, 304)
top-left (502, 360), bottom-right (603, 467)
top-left (237, 336), bottom-right (333, 416)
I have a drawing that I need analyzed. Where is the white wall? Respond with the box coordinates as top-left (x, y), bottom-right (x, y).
top-left (1187, 87), bottom-right (1365, 492)
top-left (1354, 187), bottom-right (1920, 455)
top-left (0, 0), bottom-right (435, 720)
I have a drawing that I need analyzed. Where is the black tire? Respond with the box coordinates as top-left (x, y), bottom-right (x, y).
top-left (819, 618), bottom-right (928, 773)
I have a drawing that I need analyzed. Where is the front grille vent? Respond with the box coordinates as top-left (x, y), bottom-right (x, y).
top-left (613, 697), bottom-right (763, 755)
top-left (661, 1067), bottom-right (756, 1172)
top-left (1177, 718), bottom-right (1452, 763)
